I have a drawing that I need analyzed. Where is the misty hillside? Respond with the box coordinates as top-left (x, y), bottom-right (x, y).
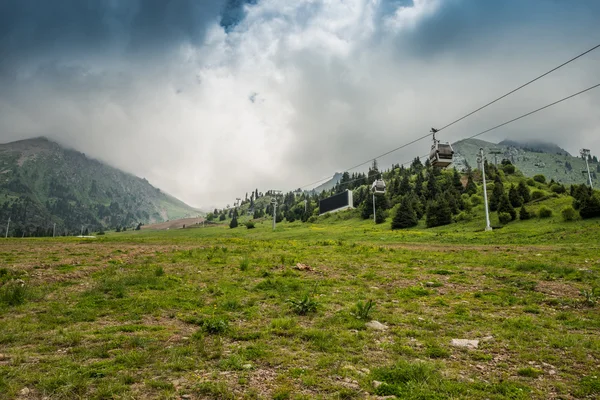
top-left (452, 138), bottom-right (599, 186)
top-left (0, 137), bottom-right (199, 236)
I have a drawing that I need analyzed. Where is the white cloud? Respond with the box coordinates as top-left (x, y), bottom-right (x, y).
top-left (1, 0), bottom-right (599, 209)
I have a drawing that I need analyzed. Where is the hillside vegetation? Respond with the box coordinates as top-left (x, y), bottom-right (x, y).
top-left (0, 138), bottom-right (199, 236)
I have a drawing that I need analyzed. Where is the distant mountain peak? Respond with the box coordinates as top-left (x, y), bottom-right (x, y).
top-left (498, 139), bottom-right (570, 156)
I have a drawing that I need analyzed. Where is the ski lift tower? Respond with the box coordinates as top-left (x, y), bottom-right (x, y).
top-left (270, 190), bottom-right (282, 230)
top-left (580, 149), bottom-right (593, 188)
top-left (371, 179), bottom-right (386, 223)
top-left (477, 148), bottom-right (492, 231)
top-left (489, 148), bottom-right (503, 166)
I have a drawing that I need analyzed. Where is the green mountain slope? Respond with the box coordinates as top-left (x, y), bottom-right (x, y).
top-left (452, 138), bottom-right (599, 186)
top-left (0, 137), bottom-right (199, 236)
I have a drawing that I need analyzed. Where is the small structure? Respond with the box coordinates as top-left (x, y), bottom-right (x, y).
top-left (319, 190), bottom-right (354, 215)
top-left (429, 128), bottom-right (454, 168)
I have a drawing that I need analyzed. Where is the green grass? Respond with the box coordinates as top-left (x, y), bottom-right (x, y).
top-left (0, 214), bottom-right (599, 398)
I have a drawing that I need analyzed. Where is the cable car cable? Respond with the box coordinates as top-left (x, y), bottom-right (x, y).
top-left (298, 42), bottom-right (600, 190)
top-left (328, 82), bottom-right (600, 191)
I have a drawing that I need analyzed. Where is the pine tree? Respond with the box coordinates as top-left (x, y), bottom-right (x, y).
top-left (229, 209), bottom-right (239, 228)
top-left (426, 196), bottom-right (452, 228)
top-left (399, 174), bottom-right (411, 195)
top-left (508, 184), bottom-right (522, 207)
top-left (452, 168), bottom-right (463, 192)
top-left (517, 180), bottom-right (530, 203)
top-left (519, 205), bottom-right (531, 220)
top-left (489, 181), bottom-right (504, 212)
top-left (391, 196), bottom-right (418, 229)
top-left (465, 174), bottom-right (477, 196)
top-left (414, 173), bottom-right (424, 197)
top-left (497, 193), bottom-right (516, 220)
top-left (426, 171), bottom-right (439, 199)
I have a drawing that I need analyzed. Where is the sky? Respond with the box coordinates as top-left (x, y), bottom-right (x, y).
top-left (1, 0), bottom-right (599, 209)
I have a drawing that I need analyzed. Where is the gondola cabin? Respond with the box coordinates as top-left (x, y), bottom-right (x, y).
top-left (371, 179), bottom-right (386, 195)
top-left (429, 141), bottom-right (454, 168)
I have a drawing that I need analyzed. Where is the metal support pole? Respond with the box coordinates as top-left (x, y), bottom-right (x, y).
top-left (53, 223), bottom-right (56, 238)
top-left (480, 148), bottom-right (492, 232)
top-left (5, 217), bottom-right (10, 238)
top-left (372, 193), bottom-right (376, 223)
top-left (272, 202), bottom-right (277, 230)
top-left (585, 157), bottom-right (593, 189)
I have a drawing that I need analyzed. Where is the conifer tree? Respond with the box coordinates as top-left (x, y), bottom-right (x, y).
top-left (229, 208), bottom-right (239, 228)
top-left (497, 192), bottom-right (516, 220)
top-left (465, 174), bottom-right (477, 195)
top-left (426, 196), bottom-right (452, 228)
top-left (519, 205), bottom-right (531, 220)
top-left (391, 196), bottom-right (418, 229)
top-left (508, 184), bottom-right (522, 207)
top-left (517, 180), bottom-right (530, 203)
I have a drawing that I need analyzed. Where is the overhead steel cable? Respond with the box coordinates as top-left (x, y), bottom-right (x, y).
top-left (299, 42), bottom-right (600, 190)
top-left (328, 83), bottom-right (600, 191)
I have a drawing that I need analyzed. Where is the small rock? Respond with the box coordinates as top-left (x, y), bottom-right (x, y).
top-left (360, 367), bottom-right (371, 375)
top-left (392, 300), bottom-right (399, 304)
top-left (20, 387), bottom-right (30, 396)
top-left (417, 317), bottom-right (424, 321)
top-left (242, 364), bottom-right (253, 370)
top-left (425, 281), bottom-right (436, 287)
top-left (373, 380), bottom-right (383, 388)
top-left (181, 336), bottom-right (189, 341)
top-left (370, 286), bottom-right (379, 290)
top-left (181, 395), bottom-right (192, 399)
top-left (366, 320), bottom-right (388, 331)
top-left (549, 370), bottom-right (556, 375)
top-left (0, 354), bottom-right (7, 361)
top-left (480, 336), bottom-right (494, 342)
top-left (451, 339), bottom-right (479, 349)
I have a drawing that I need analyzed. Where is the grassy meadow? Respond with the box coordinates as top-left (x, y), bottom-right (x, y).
top-left (1, 209), bottom-right (600, 399)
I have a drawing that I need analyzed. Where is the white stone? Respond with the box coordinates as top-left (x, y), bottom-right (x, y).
top-left (451, 339), bottom-right (479, 349)
top-left (373, 380), bottom-right (383, 388)
top-left (366, 321), bottom-right (388, 331)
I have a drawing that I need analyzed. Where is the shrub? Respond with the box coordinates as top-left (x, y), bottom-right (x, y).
top-left (154, 266), bottom-right (165, 277)
top-left (531, 190), bottom-right (545, 200)
top-left (245, 221), bottom-right (255, 229)
top-left (533, 174), bottom-right (546, 184)
top-left (519, 205), bottom-right (532, 220)
top-left (455, 211), bottom-right (473, 222)
top-left (470, 195), bottom-right (482, 206)
top-left (538, 206), bottom-right (553, 218)
top-left (239, 257), bottom-right (250, 271)
top-left (287, 294), bottom-right (318, 315)
top-left (498, 212), bottom-right (512, 225)
top-left (352, 299), bottom-right (375, 321)
top-left (526, 178), bottom-right (536, 186)
top-left (202, 317), bottom-right (229, 334)
top-left (561, 206), bottom-right (577, 221)
top-left (502, 164), bottom-right (516, 174)
top-left (307, 216), bottom-right (317, 223)
top-left (0, 279), bottom-right (28, 306)
top-left (97, 231), bottom-right (105, 236)
top-left (551, 184), bottom-right (566, 194)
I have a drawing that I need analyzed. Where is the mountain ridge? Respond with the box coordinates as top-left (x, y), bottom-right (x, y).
top-left (0, 137), bottom-right (200, 236)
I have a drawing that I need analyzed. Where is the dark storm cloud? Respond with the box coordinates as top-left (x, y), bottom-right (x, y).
top-left (0, 0), bottom-right (238, 68)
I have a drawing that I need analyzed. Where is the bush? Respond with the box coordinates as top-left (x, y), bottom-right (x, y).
top-left (519, 205), bottom-right (532, 220)
top-left (455, 211), bottom-right (473, 222)
top-left (470, 195), bottom-right (482, 206)
top-left (533, 174), bottom-right (546, 184)
top-left (498, 212), bottom-right (512, 225)
top-left (526, 178), bottom-right (536, 186)
top-left (97, 231), bottom-right (105, 235)
top-left (0, 279), bottom-right (28, 306)
top-left (502, 164), bottom-right (516, 174)
top-left (307, 216), bottom-right (317, 223)
top-left (550, 184), bottom-right (566, 194)
top-left (287, 294), bottom-right (318, 315)
top-left (202, 317), bottom-right (229, 334)
top-left (245, 221), bottom-right (255, 229)
top-left (531, 190), bottom-right (545, 200)
top-left (561, 206), bottom-right (577, 221)
top-left (538, 206), bottom-right (553, 218)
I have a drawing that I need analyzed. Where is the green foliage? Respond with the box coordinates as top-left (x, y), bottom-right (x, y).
top-left (531, 190), bottom-right (545, 201)
top-left (287, 294), bottom-right (318, 315)
top-left (581, 287), bottom-right (599, 307)
top-left (470, 194), bottom-right (482, 206)
top-left (497, 193), bottom-right (516, 221)
top-left (533, 174), bottom-right (546, 183)
top-left (508, 184), bottom-right (522, 207)
top-left (202, 317), bottom-right (229, 334)
top-left (526, 178), bottom-right (536, 186)
top-left (154, 266), bottom-right (165, 277)
top-left (352, 299), bottom-right (375, 320)
top-left (502, 163), bottom-right (516, 174)
top-left (245, 221), bottom-right (255, 229)
top-left (426, 196), bottom-right (452, 228)
top-left (517, 180), bottom-right (531, 203)
top-left (561, 206), bottom-right (577, 221)
top-left (239, 257), bottom-right (250, 271)
top-left (517, 367), bottom-right (542, 378)
top-left (550, 184), bottom-right (566, 194)
top-left (538, 206), bottom-right (553, 218)
top-left (391, 196), bottom-right (418, 230)
top-left (0, 279), bottom-right (28, 306)
top-left (498, 212), bottom-right (512, 225)
top-left (519, 205), bottom-right (532, 220)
